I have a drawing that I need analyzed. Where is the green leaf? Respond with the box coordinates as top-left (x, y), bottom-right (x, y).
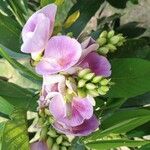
top-left (84, 116), bottom-right (150, 141)
top-left (1, 109), bottom-right (30, 150)
top-left (40, 0), bottom-right (55, 7)
top-left (0, 47), bottom-right (42, 81)
top-left (107, 58), bottom-right (150, 98)
top-left (0, 79), bottom-right (38, 111)
top-left (0, 13), bottom-right (22, 52)
top-left (106, 0), bottom-right (128, 9)
top-left (65, 0), bottom-right (105, 37)
top-left (0, 96), bottom-right (14, 116)
top-left (86, 139), bottom-right (150, 150)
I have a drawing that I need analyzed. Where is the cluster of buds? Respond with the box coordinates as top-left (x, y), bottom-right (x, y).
top-left (97, 30), bottom-right (126, 55)
top-left (38, 109), bottom-right (71, 150)
top-left (77, 69), bottom-right (111, 97)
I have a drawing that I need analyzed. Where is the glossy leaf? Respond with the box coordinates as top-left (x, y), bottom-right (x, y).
top-left (107, 58), bottom-right (150, 98)
top-left (0, 47), bottom-right (42, 81)
top-left (1, 109), bottom-right (29, 150)
top-left (86, 139), bottom-right (150, 150)
top-left (65, 0), bottom-right (105, 37)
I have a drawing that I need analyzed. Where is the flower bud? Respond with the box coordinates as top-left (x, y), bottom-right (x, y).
top-left (98, 88), bottom-right (106, 95)
top-left (100, 79), bottom-right (110, 86)
top-left (52, 143), bottom-right (59, 150)
top-left (47, 137), bottom-right (53, 149)
top-left (99, 31), bottom-right (107, 38)
top-left (87, 89), bottom-right (99, 97)
top-left (98, 47), bottom-right (109, 54)
top-left (78, 68), bottom-right (91, 78)
top-left (92, 76), bottom-right (103, 83)
top-left (62, 141), bottom-right (71, 147)
top-left (83, 73), bottom-right (95, 80)
top-left (56, 135), bottom-right (63, 144)
top-left (100, 86), bottom-right (109, 92)
top-left (78, 79), bottom-right (86, 88)
top-left (110, 36), bottom-right (120, 45)
top-left (48, 128), bottom-right (58, 138)
top-left (40, 126), bottom-right (48, 140)
top-left (61, 146), bottom-right (67, 150)
top-left (107, 30), bottom-right (115, 38)
top-left (97, 37), bottom-right (107, 46)
top-left (77, 88), bottom-right (87, 97)
top-left (86, 83), bottom-right (97, 90)
top-left (106, 44), bottom-right (117, 52)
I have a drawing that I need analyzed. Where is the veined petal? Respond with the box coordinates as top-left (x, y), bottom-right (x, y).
top-left (80, 52), bottom-right (111, 77)
top-left (36, 36), bottom-right (82, 75)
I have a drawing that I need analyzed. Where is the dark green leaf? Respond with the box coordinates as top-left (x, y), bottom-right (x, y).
top-left (1, 109), bottom-right (30, 150)
top-left (65, 0), bottom-right (105, 37)
top-left (86, 139), bottom-right (150, 150)
top-left (0, 13), bottom-right (22, 52)
top-left (106, 0), bottom-right (128, 9)
top-left (0, 47), bottom-right (42, 81)
top-left (0, 79), bottom-right (38, 111)
top-left (139, 143), bottom-right (150, 150)
top-left (107, 58), bottom-right (150, 98)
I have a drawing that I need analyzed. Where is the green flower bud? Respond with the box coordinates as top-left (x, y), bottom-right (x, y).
top-left (86, 83), bottom-right (97, 90)
top-left (56, 135), bottom-right (63, 144)
top-left (44, 108), bottom-right (50, 116)
top-left (97, 37), bottom-right (107, 46)
top-left (39, 110), bottom-right (45, 117)
top-left (62, 141), bottom-right (71, 147)
top-left (78, 68), bottom-right (91, 78)
top-left (100, 86), bottom-right (109, 92)
top-left (107, 30), bottom-right (115, 38)
top-left (83, 72), bottom-right (95, 80)
top-left (61, 146), bottom-right (67, 150)
top-left (100, 79), bottom-right (110, 86)
top-left (110, 36), bottom-right (120, 45)
top-left (48, 128), bottom-right (58, 138)
top-left (117, 41), bottom-right (124, 46)
top-left (99, 31), bottom-right (108, 38)
top-left (92, 76), bottom-right (103, 83)
top-left (38, 118), bottom-right (44, 126)
top-left (40, 126), bottom-right (48, 140)
top-left (106, 44), bottom-right (117, 52)
top-left (77, 88), bottom-right (87, 97)
top-left (52, 143), bottom-right (59, 150)
top-left (87, 89), bottom-right (99, 97)
top-left (47, 137), bottom-right (53, 149)
top-left (78, 79), bottom-right (86, 88)
top-left (98, 47), bottom-right (109, 54)
top-left (98, 88), bottom-right (106, 95)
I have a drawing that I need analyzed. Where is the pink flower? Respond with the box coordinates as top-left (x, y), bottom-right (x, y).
top-left (36, 36), bottom-right (82, 75)
top-left (30, 141), bottom-right (48, 150)
top-left (21, 4), bottom-right (57, 58)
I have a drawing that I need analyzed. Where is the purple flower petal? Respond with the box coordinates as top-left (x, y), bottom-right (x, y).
top-left (21, 4), bottom-right (57, 54)
top-left (36, 36), bottom-right (82, 75)
top-left (30, 141), bottom-right (48, 150)
top-left (80, 52), bottom-right (111, 77)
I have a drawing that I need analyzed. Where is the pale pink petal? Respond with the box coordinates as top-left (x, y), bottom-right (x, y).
top-left (36, 36), bottom-right (82, 75)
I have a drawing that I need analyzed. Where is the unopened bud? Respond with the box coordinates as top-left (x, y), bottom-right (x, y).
top-left (83, 73), bottom-right (95, 80)
top-left (77, 88), bottom-right (87, 97)
top-left (56, 136), bottom-right (63, 144)
top-left (100, 86), bottom-right (109, 92)
top-left (87, 89), bottom-right (99, 97)
top-left (106, 44), bottom-right (117, 52)
top-left (78, 79), bottom-right (86, 88)
top-left (98, 88), bottom-right (106, 95)
top-left (92, 76), bottom-right (103, 83)
top-left (62, 141), bottom-right (71, 147)
top-left (78, 69), bottom-right (91, 78)
top-left (97, 37), bottom-right (107, 46)
top-left (47, 137), bottom-right (53, 149)
top-left (48, 128), bottom-right (58, 138)
top-left (98, 47), bottom-right (109, 54)
top-left (110, 36), bottom-right (120, 45)
top-left (107, 30), bottom-right (115, 38)
top-left (99, 31), bottom-right (107, 38)
top-left (100, 79), bottom-right (110, 86)
top-left (61, 146), bottom-right (67, 150)
top-left (40, 126), bottom-right (48, 140)
top-left (52, 143), bottom-right (59, 150)
top-left (86, 83), bottom-right (97, 90)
